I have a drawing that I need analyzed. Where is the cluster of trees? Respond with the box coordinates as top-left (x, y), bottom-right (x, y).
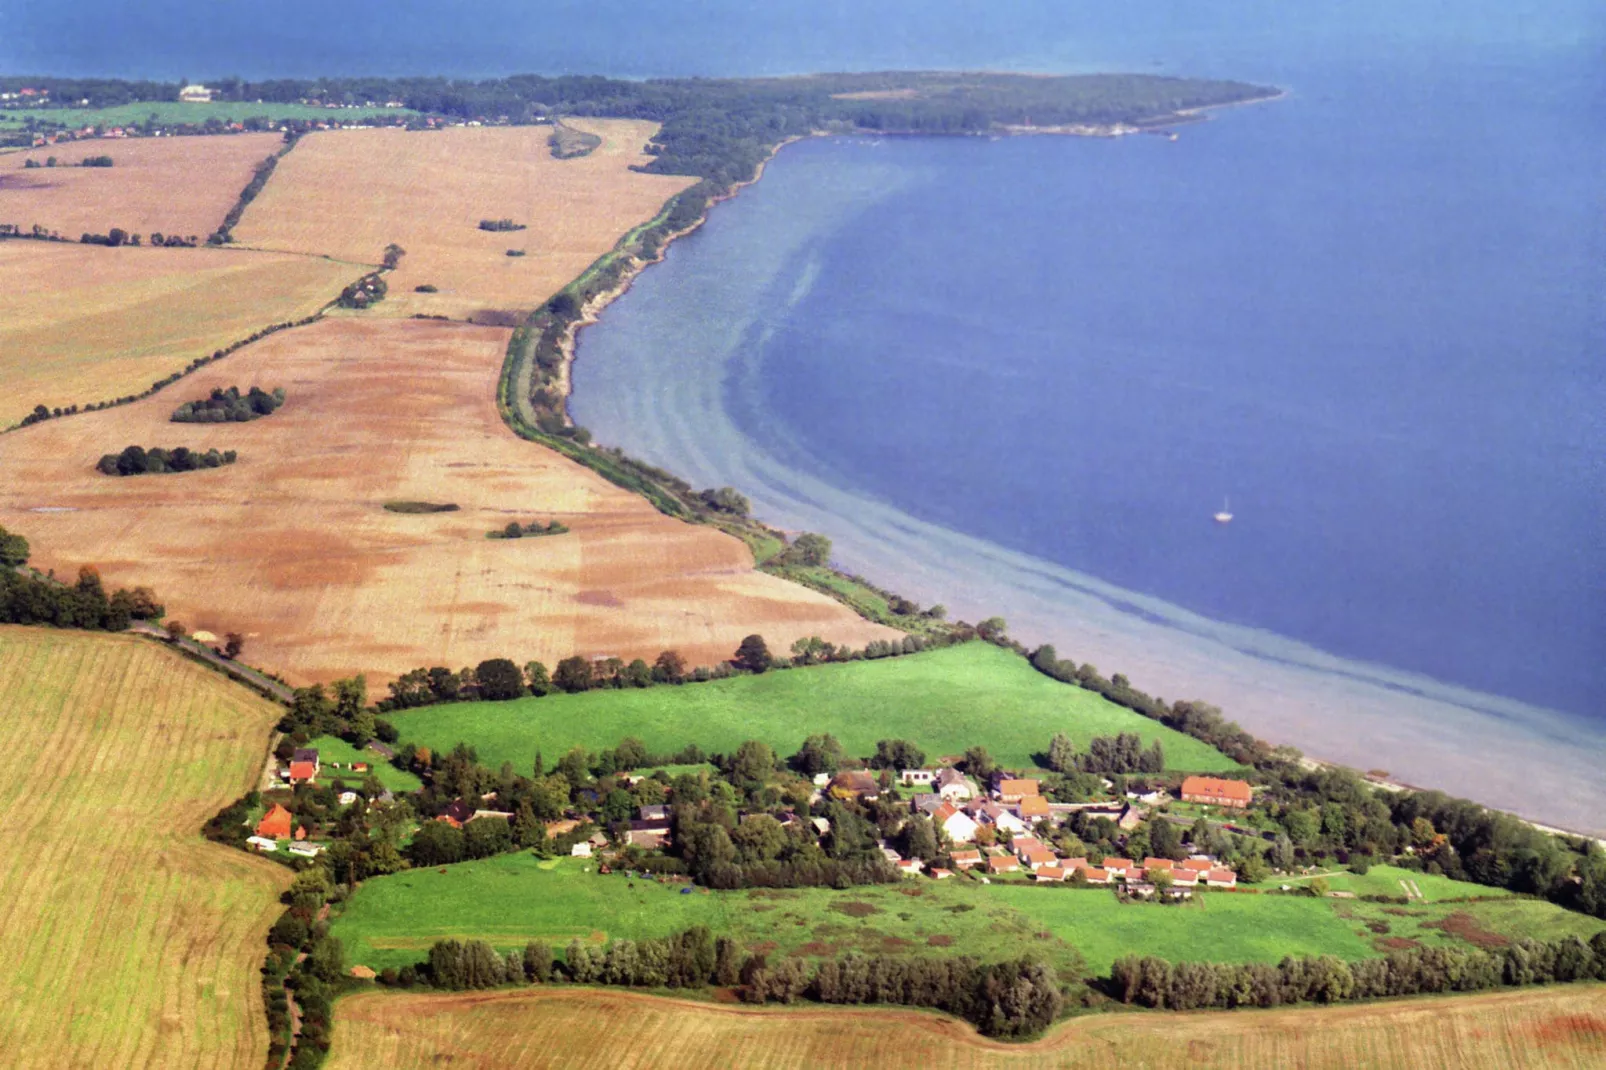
top-left (491, 519), bottom-right (569, 539)
top-left (336, 271), bottom-right (388, 309)
top-left (477, 218), bottom-right (526, 231)
top-left (1111, 933), bottom-right (1606, 1011)
top-left (20, 153), bottom-right (111, 168)
top-left (1046, 731), bottom-right (1164, 775)
top-left (263, 868), bottom-right (347, 1068)
top-left (171, 385), bottom-right (285, 423)
top-left (96, 444), bottom-right (237, 475)
top-left (148, 231), bottom-right (199, 247)
top-left (79, 227), bottom-right (135, 246)
top-left (0, 555), bottom-right (163, 634)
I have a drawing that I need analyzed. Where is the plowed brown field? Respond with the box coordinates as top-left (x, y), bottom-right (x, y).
top-left (0, 626), bottom-right (290, 1070)
top-left (328, 985), bottom-right (1606, 1070)
top-left (0, 241), bottom-right (354, 427)
top-left (231, 120), bottom-right (694, 319)
top-left (0, 132), bottom-right (285, 238)
top-left (0, 317), bottom-right (895, 684)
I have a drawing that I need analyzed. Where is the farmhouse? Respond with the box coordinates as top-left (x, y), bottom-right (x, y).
top-left (255, 803), bottom-right (292, 839)
top-left (1034, 865), bottom-right (1066, 883)
top-left (932, 801), bottom-right (978, 844)
top-left (828, 771), bottom-right (880, 801)
top-left (1144, 857), bottom-right (1175, 872)
top-left (287, 841), bottom-right (324, 857)
top-left (627, 819), bottom-right (671, 849)
top-left (1103, 857), bottom-right (1136, 880)
top-left (1206, 867), bottom-right (1239, 888)
top-left (288, 748), bottom-right (320, 784)
top-left (899, 768), bottom-right (936, 786)
top-left (912, 793), bottom-right (943, 815)
top-left (1082, 866), bottom-right (1111, 885)
top-left (1180, 775), bottom-right (1253, 808)
top-left (895, 858), bottom-right (925, 877)
top-left (638, 804), bottom-right (670, 822)
top-left (1019, 845), bottom-right (1057, 871)
top-left (1017, 794), bottom-right (1051, 820)
top-left (935, 768), bottom-right (975, 800)
top-left (246, 835), bottom-right (278, 852)
top-left (436, 799), bottom-right (474, 828)
top-left (967, 801), bottom-right (1027, 835)
top-left (950, 848), bottom-right (983, 869)
top-left (994, 777), bottom-right (1039, 803)
top-left (986, 854), bottom-right (1020, 875)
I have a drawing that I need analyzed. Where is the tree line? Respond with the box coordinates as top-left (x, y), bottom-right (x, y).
top-left (411, 928), bottom-right (1063, 1039)
top-left (1110, 932), bottom-right (1606, 1011)
top-left (1, 528), bottom-right (164, 631)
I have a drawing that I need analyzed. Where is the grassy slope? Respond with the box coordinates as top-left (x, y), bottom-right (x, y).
top-left (0, 626), bottom-right (290, 1069)
top-left (330, 852), bottom-right (1601, 978)
top-left (305, 735), bottom-right (423, 791)
top-left (390, 642), bottom-right (1240, 774)
top-left (327, 983), bottom-right (1606, 1070)
top-left (1253, 863), bottom-right (1514, 901)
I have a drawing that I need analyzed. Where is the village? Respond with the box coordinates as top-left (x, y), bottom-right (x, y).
top-left (238, 736), bottom-right (1250, 906)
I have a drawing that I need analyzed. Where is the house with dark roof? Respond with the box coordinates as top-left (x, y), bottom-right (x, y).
top-left (828, 771), bottom-right (881, 801)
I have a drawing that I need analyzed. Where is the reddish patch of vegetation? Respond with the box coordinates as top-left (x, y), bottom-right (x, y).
top-left (792, 942), bottom-right (838, 957)
top-left (881, 937), bottom-right (914, 951)
top-left (897, 887), bottom-right (925, 898)
top-left (1424, 912), bottom-right (1510, 949)
top-left (926, 934), bottom-right (955, 947)
top-left (1530, 1014), bottom-right (1606, 1047)
top-left (746, 941), bottom-right (777, 955)
top-left (1377, 937), bottom-right (1422, 951)
top-left (831, 901), bottom-right (880, 918)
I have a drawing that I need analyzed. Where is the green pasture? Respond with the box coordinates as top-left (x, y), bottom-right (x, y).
top-left (390, 642), bottom-right (1241, 775)
top-left (1254, 864), bottom-right (1513, 903)
top-left (305, 735), bottom-right (422, 792)
top-left (0, 101), bottom-right (412, 130)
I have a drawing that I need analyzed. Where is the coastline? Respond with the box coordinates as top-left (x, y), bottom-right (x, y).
top-left (515, 95), bottom-right (1604, 838)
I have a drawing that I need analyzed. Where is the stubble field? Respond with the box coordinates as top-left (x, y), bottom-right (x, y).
top-left (231, 120), bottom-right (694, 319)
top-left (0, 240), bottom-right (354, 426)
top-left (0, 626), bottom-right (291, 1069)
top-left (0, 132), bottom-right (284, 238)
top-left (0, 316), bottom-right (895, 684)
top-left (327, 984), bottom-right (1606, 1070)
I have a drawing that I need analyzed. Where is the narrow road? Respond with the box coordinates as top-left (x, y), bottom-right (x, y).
top-left (129, 622), bottom-right (294, 703)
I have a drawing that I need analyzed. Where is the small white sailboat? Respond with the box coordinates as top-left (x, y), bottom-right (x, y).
top-left (1214, 497), bottom-right (1234, 524)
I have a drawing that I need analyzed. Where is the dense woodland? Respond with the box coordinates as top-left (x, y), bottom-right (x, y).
top-left (171, 385), bottom-right (285, 423)
top-left (0, 526), bottom-right (164, 630)
top-left (96, 444), bottom-right (237, 475)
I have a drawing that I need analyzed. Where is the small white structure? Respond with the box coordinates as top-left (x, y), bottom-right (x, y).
top-left (571, 842), bottom-right (593, 858)
top-left (811, 816), bottom-right (831, 836)
top-left (812, 773), bottom-right (832, 787)
top-left (247, 835), bottom-right (279, 852)
top-left (179, 84), bottom-right (214, 103)
top-left (899, 769), bottom-right (936, 786)
top-left (896, 858), bottom-right (925, 877)
top-left (288, 842), bottom-right (324, 858)
top-left (338, 791), bottom-right (358, 806)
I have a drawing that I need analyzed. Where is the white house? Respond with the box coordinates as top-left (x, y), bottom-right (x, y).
top-left (899, 768), bottom-right (936, 786)
top-left (288, 842), bottom-right (324, 858)
top-left (571, 842), bottom-right (593, 858)
top-left (337, 791), bottom-right (358, 806)
top-left (179, 84), bottom-right (214, 103)
top-left (246, 835), bottom-right (278, 852)
top-left (933, 802), bottom-right (979, 844)
top-left (895, 858), bottom-right (925, 877)
top-left (935, 768), bottom-right (975, 801)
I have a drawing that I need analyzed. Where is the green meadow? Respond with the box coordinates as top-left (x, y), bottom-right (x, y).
top-left (389, 642), bottom-right (1241, 775)
top-left (1253, 864), bottom-right (1513, 903)
top-left (329, 852), bottom-right (1606, 979)
top-left (0, 101), bottom-right (411, 130)
top-left (305, 735), bottom-right (422, 792)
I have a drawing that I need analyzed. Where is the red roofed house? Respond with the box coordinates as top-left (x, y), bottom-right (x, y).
top-left (1035, 865), bottom-right (1066, 882)
top-left (951, 848), bottom-right (983, 869)
top-left (1180, 775), bottom-right (1253, 809)
top-left (255, 803), bottom-right (292, 839)
top-left (1179, 857), bottom-right (1214, 873)
top-left (987, 854), bottom-right (1020, 875)
top-left (1082, 866), bottom-right (1110, 885)
top-left (1144, 857), bottom-right (1175, 872)
top-left (995, 778), bottom-right (1040, 803)
top-left (288, 747), bottom-right (320, 784)
top-left (1170, 869), bottom-right (1199, 888)
top-left (1206, 868), bottom-right (1238, 889)
top-left (933, 801), bottom-right (979, 844)
top-left (1102, 858), bottom-right (1136, 880)
top-left (1017, 794), bottom-right (1051, 820)
top-left (1020, 845), bottom-right (1057, 871)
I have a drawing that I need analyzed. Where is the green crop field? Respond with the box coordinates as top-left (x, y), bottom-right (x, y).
top-left (0, 101), bottom-right (412, 130)
top-left (305, 735), bottom-right (422, 792)
top-left (389, 642), bottom-right (1241, 775)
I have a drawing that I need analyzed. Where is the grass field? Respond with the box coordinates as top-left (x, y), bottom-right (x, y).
top-left (0, 317), bottom-right (894, 685)
top-left (0, 131), bottom-right (285, 238)
top-left (0, 102), bottom-right (412, 130)
top-left (304, 735), bottom-right (423, 792)
top-left (390, 642), bottom-right (1241, 774)
top-left (327, 984), bottom-right (1606, 1070)
top-left (231, 120), bottom-right (695, 319)
top-left (0, 626), bottom-right (291, 1069)
top-left (0, 241), bottom-right (354, 426)
top-left (329, 847), bottom-right (1602, 979)
top-left (1255, 863), bottom-right (1515, 901)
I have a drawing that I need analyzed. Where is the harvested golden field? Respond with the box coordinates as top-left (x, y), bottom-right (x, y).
top-left (0, 626), bottom-right (290, 1070)
top-left (0, 241), bottom-right (354, 427)
top-left (231, 120), bottom-right (693, 318)
top-left (0, 132), bottom-right (284, 239)
top-left (329, 985), bottom-right (1606, 1070)
top-left (0, 317), bottom-right (896, 685)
